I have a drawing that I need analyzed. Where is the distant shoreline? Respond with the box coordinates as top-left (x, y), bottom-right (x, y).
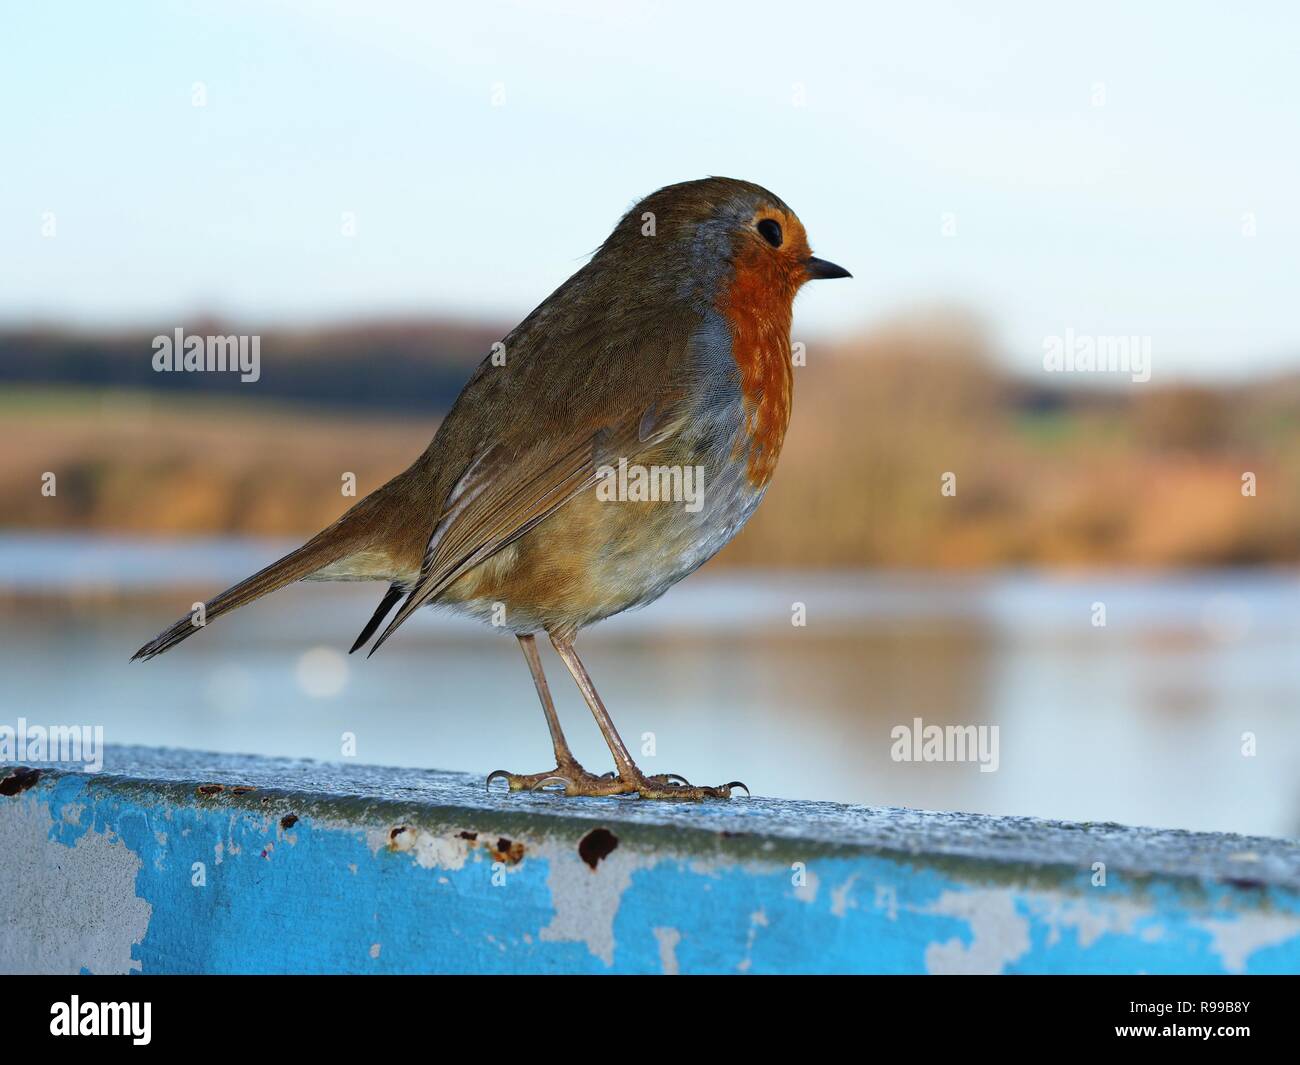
top-left (7, 314), bottom-right (1300, 569)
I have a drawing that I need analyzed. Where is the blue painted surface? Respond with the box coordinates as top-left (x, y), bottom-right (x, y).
top-left (4, 758), bottom-right (1300, 974)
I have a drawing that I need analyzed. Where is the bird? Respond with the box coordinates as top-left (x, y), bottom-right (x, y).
top-left (133, 176), bottom-right (850, 799)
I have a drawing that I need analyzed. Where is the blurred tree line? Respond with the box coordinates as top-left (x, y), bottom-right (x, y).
top-left (4, 314), bottom-right (1299, 568)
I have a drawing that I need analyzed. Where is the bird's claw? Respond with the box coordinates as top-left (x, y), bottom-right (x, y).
top-left (484, 764), bottom-right (630, 796)
top-left (633, 776), bottom-right (749, 800)
top-left (487, 767), bottom-right (749, 800)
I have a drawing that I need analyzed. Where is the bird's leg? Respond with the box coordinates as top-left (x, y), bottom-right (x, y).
top-left (549, 633), bottom-right (747, 801)
top-left (486, 634), bottom-right (622, 794)
top-left (519, 632), bottom-right (580, 770)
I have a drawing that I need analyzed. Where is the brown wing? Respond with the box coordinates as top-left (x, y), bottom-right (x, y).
top-left (363, 237), bottom-right (714, 655)
top-left (366, 391), bottom-right (686, 655)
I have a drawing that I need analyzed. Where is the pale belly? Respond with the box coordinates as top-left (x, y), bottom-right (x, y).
top-left (578, 450), bottom-right (767, 617)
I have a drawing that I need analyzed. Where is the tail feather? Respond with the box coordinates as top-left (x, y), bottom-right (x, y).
top-left (349, 583), bottom-right (404, 654)
top-left (131, 525), bottom-right (363, 661)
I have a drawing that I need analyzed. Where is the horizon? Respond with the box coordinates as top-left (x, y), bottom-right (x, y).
top-left (3, 306), bottom-right (1296, 390)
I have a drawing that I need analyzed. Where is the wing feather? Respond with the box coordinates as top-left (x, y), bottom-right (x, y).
top-left (366, 400), bottom-right (681, 655)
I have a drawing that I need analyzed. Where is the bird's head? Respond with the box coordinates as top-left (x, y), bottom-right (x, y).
top-left (598, 176), bottom-right (850, 309)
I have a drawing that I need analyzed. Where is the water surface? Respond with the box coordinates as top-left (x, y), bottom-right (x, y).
top-left (2, 534), bottom-right (1297, 838)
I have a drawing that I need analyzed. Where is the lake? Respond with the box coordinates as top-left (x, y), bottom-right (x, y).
top-left (2, 533), bottom-right (1297, 838)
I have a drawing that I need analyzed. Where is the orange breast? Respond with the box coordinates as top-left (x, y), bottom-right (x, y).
top-left (717, 242), bottom-right (799, 487)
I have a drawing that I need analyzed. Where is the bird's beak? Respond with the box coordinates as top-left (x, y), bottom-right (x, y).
top-left (804, 256), bottom-right (852, 280)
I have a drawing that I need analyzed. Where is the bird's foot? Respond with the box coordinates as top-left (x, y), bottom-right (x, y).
top-left (486, 763), bottom-right (627, 796)
top-left (486, 765), bottom-right (748, 800)
top-left (632, 774), bottom-right (749, 801)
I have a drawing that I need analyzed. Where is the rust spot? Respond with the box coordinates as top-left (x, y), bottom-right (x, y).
top-left (231, 785), bottom-right (257, 795)
top-left (578, 827), bottom-right (618, 869)
top-left (196, 784), bottom-right (224, 796)
top-left (0, 767), bottom-right (40, 797)
top-left (280, 814), bottom-right (299, 830)
top-left (389, 825), bottom-right (409, 843)
top-left (458, 831), bottom-right (478, 841)
top-left (490, 837), bottom-right (526, 865)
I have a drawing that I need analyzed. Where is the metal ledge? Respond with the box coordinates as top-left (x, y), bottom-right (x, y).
top-left (3, 747), bottom-right (1298, 973)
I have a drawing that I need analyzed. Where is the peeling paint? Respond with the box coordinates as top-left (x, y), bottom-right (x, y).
top-left (924, 890), bottom-right (1032, 974)
top-left (737, 909), bottom-right (770, 972)
top-left (1032, 893), bottom-right (1153, 950)
top-left (831, 874), bottom-right (859, 917)
top-left (538, 839), bottom-right (646, 965)
top-left (371, 825), bottom-right (476, 871)
top-left (653, 927), bottom-right (681, 974)
top-left (4, 752), bottom-right (1300, 974)
top-left (1201, 912), bottom-right (1300, 973)
top-left (0, 799), bottom-right (151, 973)
top-left (793, 869), bottom-right (819, 904)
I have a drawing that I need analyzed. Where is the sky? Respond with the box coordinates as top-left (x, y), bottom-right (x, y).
top-left (3, 0), bottom-right (1299, 379)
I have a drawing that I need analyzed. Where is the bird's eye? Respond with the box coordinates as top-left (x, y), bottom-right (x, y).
top-left (757, 219), bottom-right (783, 248)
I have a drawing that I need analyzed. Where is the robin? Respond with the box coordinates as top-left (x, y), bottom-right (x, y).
top-left (133, 176), bottom-right (850, 799)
